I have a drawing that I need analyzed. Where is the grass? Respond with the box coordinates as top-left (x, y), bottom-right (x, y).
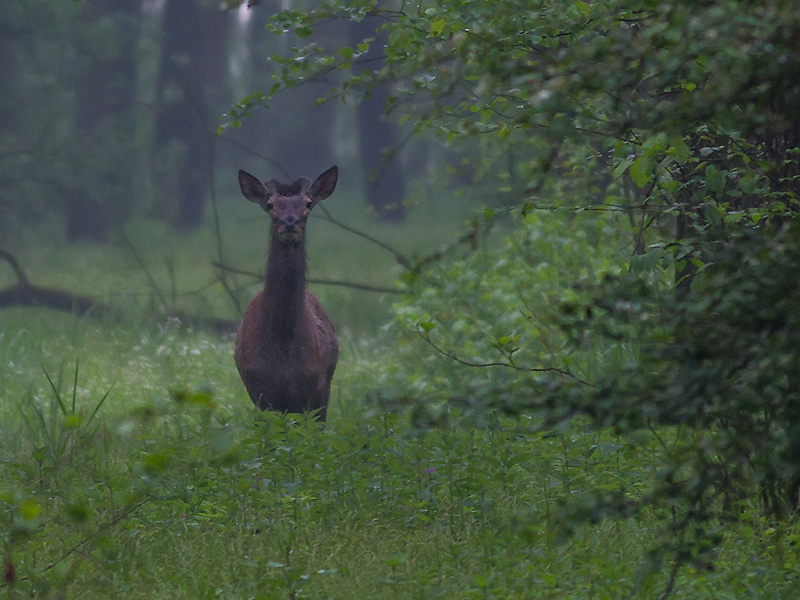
top-left (2, 311), bottom-right (800, 599)
top-left (2, 200), bottom-right (800, 599)
top-left (1, 180), bottom-right (483, 337)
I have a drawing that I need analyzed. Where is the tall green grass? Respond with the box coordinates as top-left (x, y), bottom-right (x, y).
top-left (2, 197), bottom-right (799, 599)
top-left (1, 313), bottom-right (799, 599)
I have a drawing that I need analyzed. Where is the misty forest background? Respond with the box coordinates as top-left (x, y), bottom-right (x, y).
top-left (3, 1), bottom-right (800, 599)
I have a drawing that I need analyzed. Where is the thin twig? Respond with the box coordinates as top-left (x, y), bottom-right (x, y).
top-left (191, 85), bottom-right (244, 317)
top-left (211, 262), bottom-right (401, 294)
top-left (409, 218), bottom-right (493, 273)
top-left (44, 497), bottom-right (154, 572)
top-left (0, 496), bottom-right (156, 589)
top-left (315, 205), bottom-right (412, 268)
top-left (657, 555), bottom-right (681, 600)
top-left (214, 133), bottom-right (291, 179)
top-left (0, 249), bottom-right (31, 287)
top-left (418, 329), bottom-right (586, 383)
top-left (118, 231), bottom-right (168, 311)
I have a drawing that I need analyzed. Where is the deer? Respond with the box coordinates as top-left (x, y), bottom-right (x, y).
top-left (235, 166), bottom-right (339, 421)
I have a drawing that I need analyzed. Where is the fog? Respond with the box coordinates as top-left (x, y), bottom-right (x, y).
top-left (0, 0), bottom-right (478, 336)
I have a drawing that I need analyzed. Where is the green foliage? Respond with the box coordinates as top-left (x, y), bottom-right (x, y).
top-left (224, 1), bottom-right (800, 591)
top-left (20, 361), bottom-right (111, 473)
top-left (347, 207), bottom-right (635, 419)
top-left (0, 0), bottom-right (150, 240)
top-left (225, 0), bottom-right (800, 227)
top-left (2, 323), bottom-right (800, 598)
top-left (546, 220), bottom-right (800, 524)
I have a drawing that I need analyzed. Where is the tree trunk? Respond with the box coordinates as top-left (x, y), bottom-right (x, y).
top-left (348, 15), bottom-right (407, 221)
top-left (66, 0), bottom-right (142, 242)
top-left (153, 0), bottom-right (230, 229)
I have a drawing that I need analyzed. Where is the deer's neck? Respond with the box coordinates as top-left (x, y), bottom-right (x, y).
top-left (263, 231), bottom-right (307, 338)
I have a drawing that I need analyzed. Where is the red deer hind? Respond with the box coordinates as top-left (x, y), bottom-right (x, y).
top-left (235, 166), bottom-right (339, 421)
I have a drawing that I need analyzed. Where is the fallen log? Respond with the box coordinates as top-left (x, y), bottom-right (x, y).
top-left (0, 249), bottom-right (237, 335)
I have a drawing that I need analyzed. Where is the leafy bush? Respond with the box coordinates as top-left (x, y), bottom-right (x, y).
top-left (347, 207), bottom-right (636, 421)
top-left (378, 216), bottom-right (800, 582)
top-left (545, 219), bottom-right (800, 524)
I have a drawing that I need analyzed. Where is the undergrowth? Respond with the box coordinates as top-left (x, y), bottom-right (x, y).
top-left (1, 314), bottom-right (799, 599)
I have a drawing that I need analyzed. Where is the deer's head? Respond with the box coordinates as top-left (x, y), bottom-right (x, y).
top-left (238, 166), bottom-right (338, 244)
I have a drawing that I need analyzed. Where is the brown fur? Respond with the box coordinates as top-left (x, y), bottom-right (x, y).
top-left (234, 166), bottom-right (339, 420)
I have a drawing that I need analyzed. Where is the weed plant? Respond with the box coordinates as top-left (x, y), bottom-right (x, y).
top-left (2, 203), bottom-right (799, 599)
top-left (1, 313), bottom-right (799, 599)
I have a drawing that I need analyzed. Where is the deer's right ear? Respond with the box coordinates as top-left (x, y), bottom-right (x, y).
top-left (238, 170), bottom-right (269, 204)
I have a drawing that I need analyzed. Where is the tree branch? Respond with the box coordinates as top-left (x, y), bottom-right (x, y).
top-left (211, 261), bottom-right (402, 295)
top-left (0, 248), bottom-right (31, 287)
top-left (418, 328), bottom-right (587, 383)
top-left (315, 205), bottom-right (413, 269)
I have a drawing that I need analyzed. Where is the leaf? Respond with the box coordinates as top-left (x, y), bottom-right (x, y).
top-left (575, 1), bottom-right (591, 16)
top-left (20, 498), bottom-right (42, 520)
top-left (143, 451), bottom-right (172, 473)
top-left (418, 321), bottom-right (437, 333)
top-left (740, 174), bottom-right (758, 195)
top-left (705, 165), bottom-right (726, 194)
top-left (65, 502), bottom-right (91, 523)
top-left (339, 46), bottom-right (354, 61)
top-left (430, 18), bottom-right (447, 36)
top-left (295, 25), bottom-right (313, 38)
top-left (629, 156), bottom-right (654, 188)
top-left (669, 136), bottom-right (691, 163)
top-left (388, 28), bottom-right (414, 52)
top-left (629, 249), bottom-right (662, 273)
top-left (613, 158), bottom-right (633, 180)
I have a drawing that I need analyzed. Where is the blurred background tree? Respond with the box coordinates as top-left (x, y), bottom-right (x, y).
top-left (0, 0), bottom-right (428, 243)
top-left (152, 0), bottom-right (232, 229)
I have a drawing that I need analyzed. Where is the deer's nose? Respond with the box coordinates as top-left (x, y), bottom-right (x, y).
top-left (282, 215), bottom-right (300, 231)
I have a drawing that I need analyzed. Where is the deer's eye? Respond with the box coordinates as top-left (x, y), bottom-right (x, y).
top-left (305, 200), bottom-right (313, 210)
top-left (264, 201), bottom-right (274, 211)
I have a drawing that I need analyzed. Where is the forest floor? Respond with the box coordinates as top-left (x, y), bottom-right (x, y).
top-left (1, 206), bottom-right (799, 599)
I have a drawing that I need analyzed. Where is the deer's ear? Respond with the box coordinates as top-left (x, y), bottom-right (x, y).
top-left (309, 166), bottom-right (338, 203)
top-left (238, 170), bottom-right (269, 204)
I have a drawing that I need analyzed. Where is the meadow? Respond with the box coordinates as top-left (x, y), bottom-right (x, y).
top-left (2, 193), bottom-right (799, 599)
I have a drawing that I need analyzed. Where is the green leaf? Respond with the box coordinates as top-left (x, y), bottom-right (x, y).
top-left (65, 502), bottom-right (91, 523)
top-left (668, 136), bottom-right (691, 163)
top-left (613, 158), bottom-right (633, 180)
top-left (629, 249), bottom-right (662, 273)
top-left (143, 451), bottom-right (172, 473)
top-left (418, 321), bottom-right (437, 333)
top-left (575, 1), bottom-right (591, 16)
top-left (740, 174), bottom-right (757, 195)
top-left (339, 46), bottom-right (354, 61)
top-left (430, 18), bottom-right (447, 36)
top-left (295, 25), bottom-right (313, 38)
top-left (20, 498), bottom-right (42, 520)
top-left (705, 165), bottom-right (726, 194)
top-left (388, 28), bottom-right (414, 52)
top-left (629, 156), bottom-right (654, 188)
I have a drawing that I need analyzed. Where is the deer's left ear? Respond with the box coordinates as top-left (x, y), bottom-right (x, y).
top-left (309, 166), bottom-right (338, 203)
